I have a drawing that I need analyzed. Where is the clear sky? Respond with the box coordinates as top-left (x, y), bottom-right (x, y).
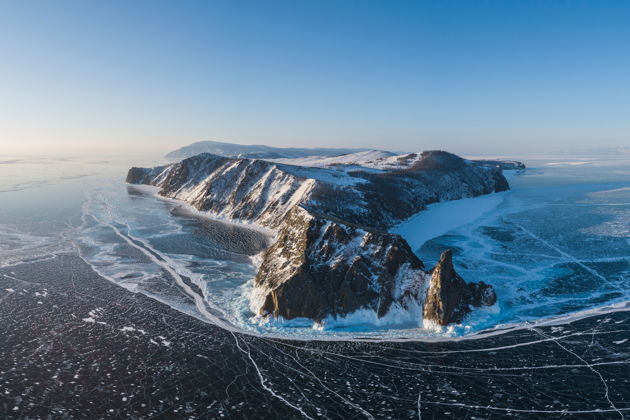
top-left (1, 0), bottom-right (630, 157)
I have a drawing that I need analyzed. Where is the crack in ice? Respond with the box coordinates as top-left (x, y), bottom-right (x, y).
top-left (530, 327), bottom-right (623, 419)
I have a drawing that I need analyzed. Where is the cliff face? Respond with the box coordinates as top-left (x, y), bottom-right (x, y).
top-left (251, 206), bottom-right (425, 321)
top-left (127, 150), bottom-right (512, 325)
top-left (127, 154), bottom-right (318, 229)
top-left (473, 159), bottom-right (527, 171)
top-left (127, 151), bottom-right (509, 230)
top-left (423, 250), bottom-right (497, 326)
top-left (345, 152), bottom-right (510, 229)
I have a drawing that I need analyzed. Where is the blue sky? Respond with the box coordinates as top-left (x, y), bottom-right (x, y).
top-left (1, 0), bottom-right (630, 156)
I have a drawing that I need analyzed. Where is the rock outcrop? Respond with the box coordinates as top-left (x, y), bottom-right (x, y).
top-left (128, 150), bottom-right (515, 325)
top-left (251, 206), bottom-right (425, 320)
top-left (127, 151), bottom-right (510, 230)
top-left (472, 159), bottom-right (526, 171)
top-left (423, 250), bottom-right (497, 326)
top-left (127, 154), bottom-right (319, 229)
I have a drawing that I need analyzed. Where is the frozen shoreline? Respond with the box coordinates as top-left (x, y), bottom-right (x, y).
top-left (391, 170), bottom-right (520, 252)
top-left (392, 192), bottom-right (509, 253)
top-left (126, 184), bottom-right (276, 238)
top-left (94, 172), bottom-right (630, 342)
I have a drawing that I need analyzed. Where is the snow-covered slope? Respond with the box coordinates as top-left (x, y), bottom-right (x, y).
top-left (128, 151), bottom-right (510, 231)
top-left (252, 206), bottom-right (425, 320)
top-left (129, 154), bottom-right (316, 228)
top-left (127, 150), bottom-right (517, 325)
top-left (269, 150), bottom-right (526, 174)
top-left (268, 150), bottom-right (424, 172)
top-left (269, 150), bottom-right (397, 169)
top-left (165, 140), bottom-right (378, 160)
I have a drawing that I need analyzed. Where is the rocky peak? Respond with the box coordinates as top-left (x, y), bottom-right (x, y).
top-left (251, 206), bottom-right (425, 321)
top-left (408, 150), bottom-right (468, 172)
top-left (423, 250), bottom-right (497, 326)
top-left (473, 159), bottom-right (527, 171)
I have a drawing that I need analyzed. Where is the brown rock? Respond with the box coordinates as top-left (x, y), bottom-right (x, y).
top-left (253, 206), bottom-right (425, 321)
top-left (423, 249), bottom-right (496, 326)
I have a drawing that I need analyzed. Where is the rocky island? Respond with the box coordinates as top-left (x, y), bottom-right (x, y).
top-left (127, 149), bottom-right (522, 326)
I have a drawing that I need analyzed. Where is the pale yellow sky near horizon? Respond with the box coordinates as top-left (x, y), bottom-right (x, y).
top-left (3, 1), bottom-right (630, 161)
top-left (1, 139), bottom-right (171, 158)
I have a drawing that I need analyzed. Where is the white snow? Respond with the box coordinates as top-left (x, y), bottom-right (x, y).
top-left (278, 164), bottom-right (366, 186)
top-left (82, 308), bottom-right (107, 325)
top-left (269, 150), bottom-right (427, 173)
top-left (269, 150), bottom-right (396, 168)
top-left (359, 153), bottom-right (423, 170)
top-left (546, 161), bottom-right (592, 166)
top-left (314, 298), bottom-right (424, 330)
top-left (254, 297), bottom-right (425, 332)
top-left (392, 192), bottom-right (508, 252)
top-left (249, 285), bottom-right (270, 315)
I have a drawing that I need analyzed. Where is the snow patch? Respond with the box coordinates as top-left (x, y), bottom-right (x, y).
top-left (392, 192), bottom-right (508, 252)
top-left (269, 150), bottom-right (396, 168)
top-left (253, 297), bottom-right (425, 332)
top-left (314, 298), bottom-right (424, 331)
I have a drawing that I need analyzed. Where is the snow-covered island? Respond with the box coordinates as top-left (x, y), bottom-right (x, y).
top-left (127, 146), bottom-right (524, 326)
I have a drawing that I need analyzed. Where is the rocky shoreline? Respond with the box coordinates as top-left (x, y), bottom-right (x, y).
top-left (127, 150), bottom-right (522, 325)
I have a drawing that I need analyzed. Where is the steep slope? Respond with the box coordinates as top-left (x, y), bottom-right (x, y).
top-left (128, 154), bottom-right (318, 228)
top-left (128, 150), bottom-right (516, 325)
top-left (251, 206), bottom-right (425, 320)
top-left (128, 151), bottom-right (509, 231)
top-left (423, 250), bottom-right (497, 326)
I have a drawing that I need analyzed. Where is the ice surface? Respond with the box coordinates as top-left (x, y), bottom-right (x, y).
top-left (61, 155), bottom-right (630, 340)
top-left (2, 154), bottom-right (630, 419)
top-left (269, 150), bottom-right (396, 168)
top-left (392, 192), bottom-right (508, 253)
top-left (1, 154), bottom-right (619, 341)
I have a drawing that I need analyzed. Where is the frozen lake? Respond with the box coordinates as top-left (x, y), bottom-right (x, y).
top-left (1, 154), bottom-right (629, 418)
top-left (2, 154), bottom-right (629, 340)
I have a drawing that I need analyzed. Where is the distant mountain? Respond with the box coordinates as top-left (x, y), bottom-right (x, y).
top-left (165, 140), bottom-right (379, 160)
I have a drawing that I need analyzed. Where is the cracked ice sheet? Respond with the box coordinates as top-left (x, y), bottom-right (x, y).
top-left (2, 155), bottom-right (630, 418)
top-left (391, 191), bottom-right (508, 253)
top-left (3, 253), bottom-right (629, 419)
top-left (49, 155), bottom-right (630, 340)
top-left (416, 176), bottom-right (630, 334)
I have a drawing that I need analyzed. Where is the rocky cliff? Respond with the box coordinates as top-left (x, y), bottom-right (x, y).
top-left (251, 206), bottom-right (425, 321)
top-left (472, 159), bottom-right (526, 171)
top-left (127, 151), bottom-right (510, 230)
top-left (128, 150), bottom-right (514, 325)
top-left (127, 154), bottom-right (318, 228)
top-left (423, 250), bottom-right (497, 326)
